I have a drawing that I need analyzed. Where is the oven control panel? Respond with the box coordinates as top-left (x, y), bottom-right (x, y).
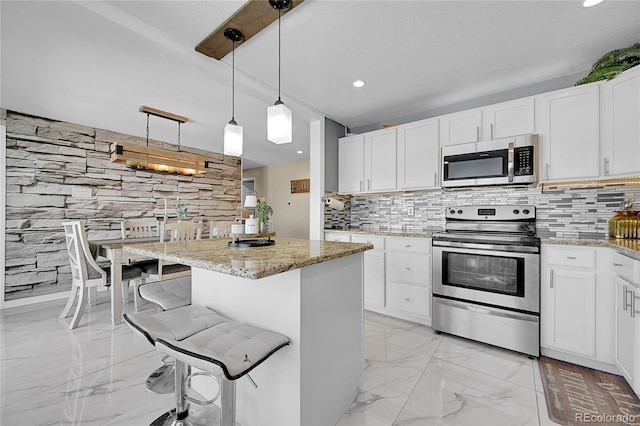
top-left (445, 205), bottom-right (535, 221)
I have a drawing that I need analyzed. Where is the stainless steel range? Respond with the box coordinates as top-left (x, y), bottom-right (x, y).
top-left (432, 205), bottom-right (541, 357)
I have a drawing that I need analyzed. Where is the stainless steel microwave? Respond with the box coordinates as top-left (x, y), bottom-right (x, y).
top-left (441, 134), bottom-right (538, 188)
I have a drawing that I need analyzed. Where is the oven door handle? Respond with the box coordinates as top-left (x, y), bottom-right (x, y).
top-left (435, 297), bottom-right (539, 322)
top-left (432, 240), bottom-right (540, 254)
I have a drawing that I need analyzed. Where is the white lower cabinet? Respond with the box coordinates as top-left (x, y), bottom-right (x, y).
top-left (324, 232), bottom-right (351, 243)
top-left (385, 237), bottom-right (431, 323)
top-left (386, 281), bottom-right (430, 319)
top-left (541, 245), bottom-right (615, 368)
top-left (612, 252), bottom-right (640, 396)
top-left (327, 232), bottom-right (432, 325)
top-left (352, 235), bottom-right (385, 310)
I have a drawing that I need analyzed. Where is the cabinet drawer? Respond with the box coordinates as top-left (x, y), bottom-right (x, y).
top-left (387, 252), bottom-right (430, 285)
top-left (387, 282), bottom-right (430, 318)
top-left (324, 233), bottom-right (351, 243)
top-left (352, 235), bottom-right (385, 250)
top-left (386, 237), bottom-right (430, 253)
top-left (611, 252), bottom-right (638, 284)
top-left (546, 246), bottom-right (596, 269)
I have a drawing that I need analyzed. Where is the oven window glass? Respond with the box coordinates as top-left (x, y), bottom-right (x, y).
top-left (442, 252), bottom-right (525, 297)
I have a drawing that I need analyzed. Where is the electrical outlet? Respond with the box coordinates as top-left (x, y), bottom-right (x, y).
top-left (407, 206), bottom-right (414, 216)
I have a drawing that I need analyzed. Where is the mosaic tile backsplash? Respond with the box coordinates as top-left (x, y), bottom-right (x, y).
top-left (325, 184), bottom-right (640, 239)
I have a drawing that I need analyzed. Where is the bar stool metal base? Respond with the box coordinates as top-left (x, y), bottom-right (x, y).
top-left (149, 409), bottom-right (193, 426)
top-left (146, 364), bottom-right (175, 394)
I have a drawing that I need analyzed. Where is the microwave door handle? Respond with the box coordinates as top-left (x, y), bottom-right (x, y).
top-left (507, 142), bottom-right (514, 182)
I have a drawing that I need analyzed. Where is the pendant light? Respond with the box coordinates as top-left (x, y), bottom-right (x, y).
top-left (267, 0), bottom-right (292, 144)
top-left (223, 28), bottom-right (244, 157)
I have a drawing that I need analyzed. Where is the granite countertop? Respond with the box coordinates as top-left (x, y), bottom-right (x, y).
top-left (324, 227), bottom-right (441, 238)
top-left (124, 237), bottom-right (373, 279)
top-left (542, 237), bottom-right (640, 261)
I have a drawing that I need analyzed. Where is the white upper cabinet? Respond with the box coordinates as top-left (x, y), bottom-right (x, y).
top-left (601, 66), bottom-right (640, 177)
top-left (439, 108), bottom-right (482, 146)
top-left (536, 83), bottom-right (600, 181)
top-left (364, 127), bottom-right (397, 192)
top-left (396, 118), bottom-right (440, 190)
top-left (338, 134), bottom-right (364, 194)
top-left (440, 98), bottom-right (535, 147)
top-left (481, 97), bottom-right (535, 140)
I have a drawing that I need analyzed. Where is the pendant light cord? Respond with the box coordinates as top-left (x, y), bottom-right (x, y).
top-left (177, 122), bottom-right (181, 152)
top-left (145, 113), bottom-right (150, 146)
top-left (278, 8), bottom-right (282, 102)
top-left (232, 39), bottom-right (236, 122)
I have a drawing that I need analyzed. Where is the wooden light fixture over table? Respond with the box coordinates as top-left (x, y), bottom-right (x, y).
top-left (195, 0), bottom-right (304, 60)
top-left (110, 106), bottom-right (210, 175)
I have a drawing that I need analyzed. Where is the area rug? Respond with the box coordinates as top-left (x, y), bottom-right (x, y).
top-left (539, 356), bottom-right (640, 425)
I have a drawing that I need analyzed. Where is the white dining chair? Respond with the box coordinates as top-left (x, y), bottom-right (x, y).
top-left (121, 218), bottom-right (162, 311)
top-left (121, 218), bottom-right (161, 239)
top-left (141, 220), bottom-right (202, 284)
top-left (209, 220), bottom-right (235, 238)
top-left (59, 221), bottom-right (109, 329)
top-left (60, 221), bottom-right (147, 328)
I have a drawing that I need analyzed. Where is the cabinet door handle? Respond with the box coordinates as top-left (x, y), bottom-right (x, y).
top-left (434, 172), bottom-right (437, 186)
top-left (613, 263), bottom-right (624, 267)
top-left (405, 267), bottom-right (412, 271)
top-left (566, 256), bottom-right (577, 260)
top-left (633, 293), bottom-right (640, 318)
top-left (405, 244), bottom-right (411, 248)
top-left (623, 286), bottom-right (633, 312)
top-left (549, 269), bottom-right (554, 288)
top-left (545, 163), bottom-right (550, 180)
top-left (404, 297), bottom-right (411, 302)
top-left (604, 157), bottom-right (610, 176)
top-left (359, 180), bottom-right (363, 192)
top-left (476, 126), bottom-right (480, 142)
top-left (368, 179), bottom-right (371, 190)
top-left (490, 123), bottom-right (494, 139)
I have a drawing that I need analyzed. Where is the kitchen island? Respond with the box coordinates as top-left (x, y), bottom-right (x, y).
top-left (125, 238), bottom-right (373, 426)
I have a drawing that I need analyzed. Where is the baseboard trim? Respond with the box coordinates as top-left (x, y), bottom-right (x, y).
top-left (541, 347), bottom-right (619, 375)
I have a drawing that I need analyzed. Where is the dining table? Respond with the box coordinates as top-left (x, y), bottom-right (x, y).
top-left (88, 237), bottom-right (159, 326)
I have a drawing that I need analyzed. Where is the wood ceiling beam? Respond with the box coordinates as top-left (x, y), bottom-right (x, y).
top-left (195, 0), bottom-right (304, 61)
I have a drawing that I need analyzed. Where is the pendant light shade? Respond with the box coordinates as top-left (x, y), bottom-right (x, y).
top-left (223, 120), bottom-right (243, 156)
top-left (267, 101), bottom-right (292, 144)
top-left (267, 0), bottom-right (292, 144)
top-left (223, 28), bottom-right (244, 157)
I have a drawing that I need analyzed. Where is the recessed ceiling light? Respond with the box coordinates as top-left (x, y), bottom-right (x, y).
top-left (353, 80), bottom-right (366, 88)
top-left (296, 150), bottom-right (303, 154)
top-left (582, 0), bottom-right (604, 7)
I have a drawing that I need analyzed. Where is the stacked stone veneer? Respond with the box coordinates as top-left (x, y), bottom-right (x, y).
top-left (328, 184), bottom-right (640, 238)
top-left (3, 110), bottom-right (240, 301)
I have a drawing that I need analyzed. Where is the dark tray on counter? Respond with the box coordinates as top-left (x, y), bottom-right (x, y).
top-left (228, 238), bottom-right (276, 248)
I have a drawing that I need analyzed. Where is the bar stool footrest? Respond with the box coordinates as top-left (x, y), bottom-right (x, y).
top-left (185, 372), bottom-right (221, 406)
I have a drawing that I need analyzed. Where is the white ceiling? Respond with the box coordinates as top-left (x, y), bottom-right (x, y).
top-left (2, 1), bottom-right (639, 169)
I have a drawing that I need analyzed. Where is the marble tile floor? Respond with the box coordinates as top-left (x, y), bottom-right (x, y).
top-left (0, 296), bottom-right (558, 425)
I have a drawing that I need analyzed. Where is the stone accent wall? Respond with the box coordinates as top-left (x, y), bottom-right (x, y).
top-left (327, 184), bottom-right (640, 238)
top-left (3, 110), bottom-right (241, 301)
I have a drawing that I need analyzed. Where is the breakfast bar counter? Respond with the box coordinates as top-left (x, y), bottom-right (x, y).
top-left (125, 238), bottom-right (373, 426)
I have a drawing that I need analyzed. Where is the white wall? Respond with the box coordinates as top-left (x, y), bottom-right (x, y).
top-left (244, 159), bottom-right (310, 239)
top-left (309, 120), bottom-right (325, 240)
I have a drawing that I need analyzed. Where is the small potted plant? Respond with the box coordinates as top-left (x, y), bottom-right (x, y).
top-left (255, 200), bottom-right (274, 233)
